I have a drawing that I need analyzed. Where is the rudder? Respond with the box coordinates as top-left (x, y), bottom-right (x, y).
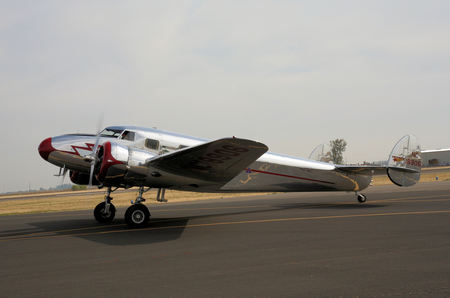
top-left (387, 135), bottom-right (422, 187)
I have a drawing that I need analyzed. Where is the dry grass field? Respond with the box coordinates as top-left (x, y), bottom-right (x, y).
top-left (1, 168), bottom-right (449, 215)
top-left (372, 167), bottom-right (450, 186)
top-left (0, 190), bottom-right (266, 215)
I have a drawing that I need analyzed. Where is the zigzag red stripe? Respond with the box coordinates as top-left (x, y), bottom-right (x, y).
top-left (59, 143), bottom-right (97, 156)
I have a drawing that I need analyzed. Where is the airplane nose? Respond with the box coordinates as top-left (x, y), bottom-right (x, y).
top-left (38, 137), bottom-right (55, 160)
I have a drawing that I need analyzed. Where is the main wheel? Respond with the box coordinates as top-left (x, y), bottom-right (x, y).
top-left (357, 194), bottom-right (367, 203)
top-left (125, 204), bottom-right (150, 228)
top-left (94, 202), bottom-right (116, 223)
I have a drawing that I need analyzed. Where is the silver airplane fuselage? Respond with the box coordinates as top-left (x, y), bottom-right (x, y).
top-left (39, 126), bottom-right (371, 193)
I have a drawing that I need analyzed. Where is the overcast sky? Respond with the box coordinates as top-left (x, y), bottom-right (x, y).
top-left (1, 1), bottom-right (449, 192)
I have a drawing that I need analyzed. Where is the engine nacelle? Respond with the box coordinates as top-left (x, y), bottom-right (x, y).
top-left (96, 141), bottom-right (157, 185)
top-left (70, 170), bottom-right (100, 185)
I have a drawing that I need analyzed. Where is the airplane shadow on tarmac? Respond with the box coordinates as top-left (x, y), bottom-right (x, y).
top-left (4, 200), bottom-right (386, 246)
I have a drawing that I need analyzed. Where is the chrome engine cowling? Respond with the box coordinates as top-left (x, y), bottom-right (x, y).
top-left (95, 141), bottom-right (157, 186)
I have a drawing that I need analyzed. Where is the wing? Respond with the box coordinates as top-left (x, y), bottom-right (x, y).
top-left (147, 137), bottom-right (268, 183)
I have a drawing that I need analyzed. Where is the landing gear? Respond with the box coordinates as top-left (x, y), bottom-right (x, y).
top-left (356, 192), bottom-right (367, 203)
top-left (131, 186), bottom-right (150, 204)
top-left (125, 204), bottom-right (150, 228)
top-left (94, 202), bottom-right (116, 223)
top-left (124, 186), bottom-right (151, 228)
top-left (94, 187), bottom-right (116, 223)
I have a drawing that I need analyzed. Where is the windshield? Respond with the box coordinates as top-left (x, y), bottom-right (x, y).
top-left (99, 128), bottom-right (123, 138)
top-left (121, 130), bottom-right (135, 141)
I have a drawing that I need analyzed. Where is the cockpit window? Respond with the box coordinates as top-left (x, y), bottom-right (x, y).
top-left (121, 130), bottom-right (135, 141)
top-left (100, 128), bottom-right (123, 138)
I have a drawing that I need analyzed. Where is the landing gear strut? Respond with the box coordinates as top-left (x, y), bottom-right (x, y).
top-left (125, 186), bottom-right (151, 228)
top-left (356, 192), bottom-right (367, 203)
top-left (156, 188), bottom-right (167, 202)
top-left (94, 186), bottom-right (116, 223)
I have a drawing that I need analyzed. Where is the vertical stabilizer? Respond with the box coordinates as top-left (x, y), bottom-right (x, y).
top-left (387, 135), bottom-right (422, 186)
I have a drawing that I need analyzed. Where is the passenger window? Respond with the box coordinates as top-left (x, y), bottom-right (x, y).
top-left (121, 131), bottom-right (135, 141)
top-left (145, 139), bottom-right (160, 150)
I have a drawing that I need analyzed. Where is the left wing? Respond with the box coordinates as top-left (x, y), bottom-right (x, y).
top-left (147, 137), bottom-right (268, 183)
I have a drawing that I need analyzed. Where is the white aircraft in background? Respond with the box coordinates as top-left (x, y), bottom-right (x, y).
top-left (38, 126), bottom-right (421, 227)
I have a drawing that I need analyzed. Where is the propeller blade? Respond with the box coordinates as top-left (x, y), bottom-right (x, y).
top-left (88, 115), bottom-right (104, 187)
top-left (61, 167), bottom-right (68, 183)
top-left (88, 160), bottom-right (95, 187)
top-left (59, 166), bottom-right (68, 189)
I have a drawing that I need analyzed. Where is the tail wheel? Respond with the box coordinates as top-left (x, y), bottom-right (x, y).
top-left (125, 204), bottom-right (150, 228)
top-left (94, 202), bottom-right (116, 223)
top-left (357, 194), bottom-right (367, 203)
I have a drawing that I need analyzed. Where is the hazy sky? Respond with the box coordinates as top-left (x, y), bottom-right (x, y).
top-left (1, 1), bottom-right (449, 192)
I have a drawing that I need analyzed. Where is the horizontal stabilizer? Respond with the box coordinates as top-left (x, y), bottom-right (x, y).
top-left (336, 165), bottom-right (420, 176)
top-left (148, 138), bottom-right (268, 183)
top-left (337, 135), bottom-right (422, 187)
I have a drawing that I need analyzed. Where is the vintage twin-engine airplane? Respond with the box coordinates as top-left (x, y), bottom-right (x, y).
top-left (38, 126), bottom-right (422, 227)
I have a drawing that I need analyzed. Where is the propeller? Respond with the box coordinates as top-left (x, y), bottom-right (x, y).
top-left (60, 167), bottom-right (68, 187)
top-left (88, 116), bottom-right (104, 187)
top-left (55, 165), bottom-right (69, 189)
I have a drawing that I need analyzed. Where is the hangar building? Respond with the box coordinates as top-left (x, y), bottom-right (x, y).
top-left (421, 149), bottom-right (450, 167)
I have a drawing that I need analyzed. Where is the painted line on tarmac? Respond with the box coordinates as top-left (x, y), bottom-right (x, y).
top-left (155, 204), bottom-right (270, 212)
top-left (0, 223), bottom-right (126, 238)
top-left (370, 195), bottom-right (450, 204)
top-left (2, 209), bottom-right (450, 242)
top-left (0, 218), bottom-right (181, 240)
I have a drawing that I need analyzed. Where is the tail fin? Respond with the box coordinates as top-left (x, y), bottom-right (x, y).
top-left (387, 135), bottom-right (422, 187)
top-left (308, 143), bottom-right (332, 163)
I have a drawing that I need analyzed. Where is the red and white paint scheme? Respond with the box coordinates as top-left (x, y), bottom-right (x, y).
top-left (39, 126), bottom-right (422, 227)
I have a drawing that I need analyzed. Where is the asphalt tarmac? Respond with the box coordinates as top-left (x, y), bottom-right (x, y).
top-left (1, 182), bottom-right (450, 297)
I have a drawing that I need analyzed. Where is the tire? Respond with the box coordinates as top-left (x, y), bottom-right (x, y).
top-left (125, 204), bottom-right (150, 228)
top-left (94, 202), bottom-right (116, 223)
top-left (357, 194), bottom-right (367, 203)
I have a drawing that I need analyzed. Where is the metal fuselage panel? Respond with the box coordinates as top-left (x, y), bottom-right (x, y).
top-left (218, 161), bottom-right (371, 192)
top-left (45, 126), bottom-right (372, 192)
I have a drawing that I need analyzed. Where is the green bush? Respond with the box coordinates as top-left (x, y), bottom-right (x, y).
top-left (71, 185), bottom-right (88, 191)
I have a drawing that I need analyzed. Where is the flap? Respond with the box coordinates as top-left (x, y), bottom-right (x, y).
top-left (148, 138), bottom-right (268, 183)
